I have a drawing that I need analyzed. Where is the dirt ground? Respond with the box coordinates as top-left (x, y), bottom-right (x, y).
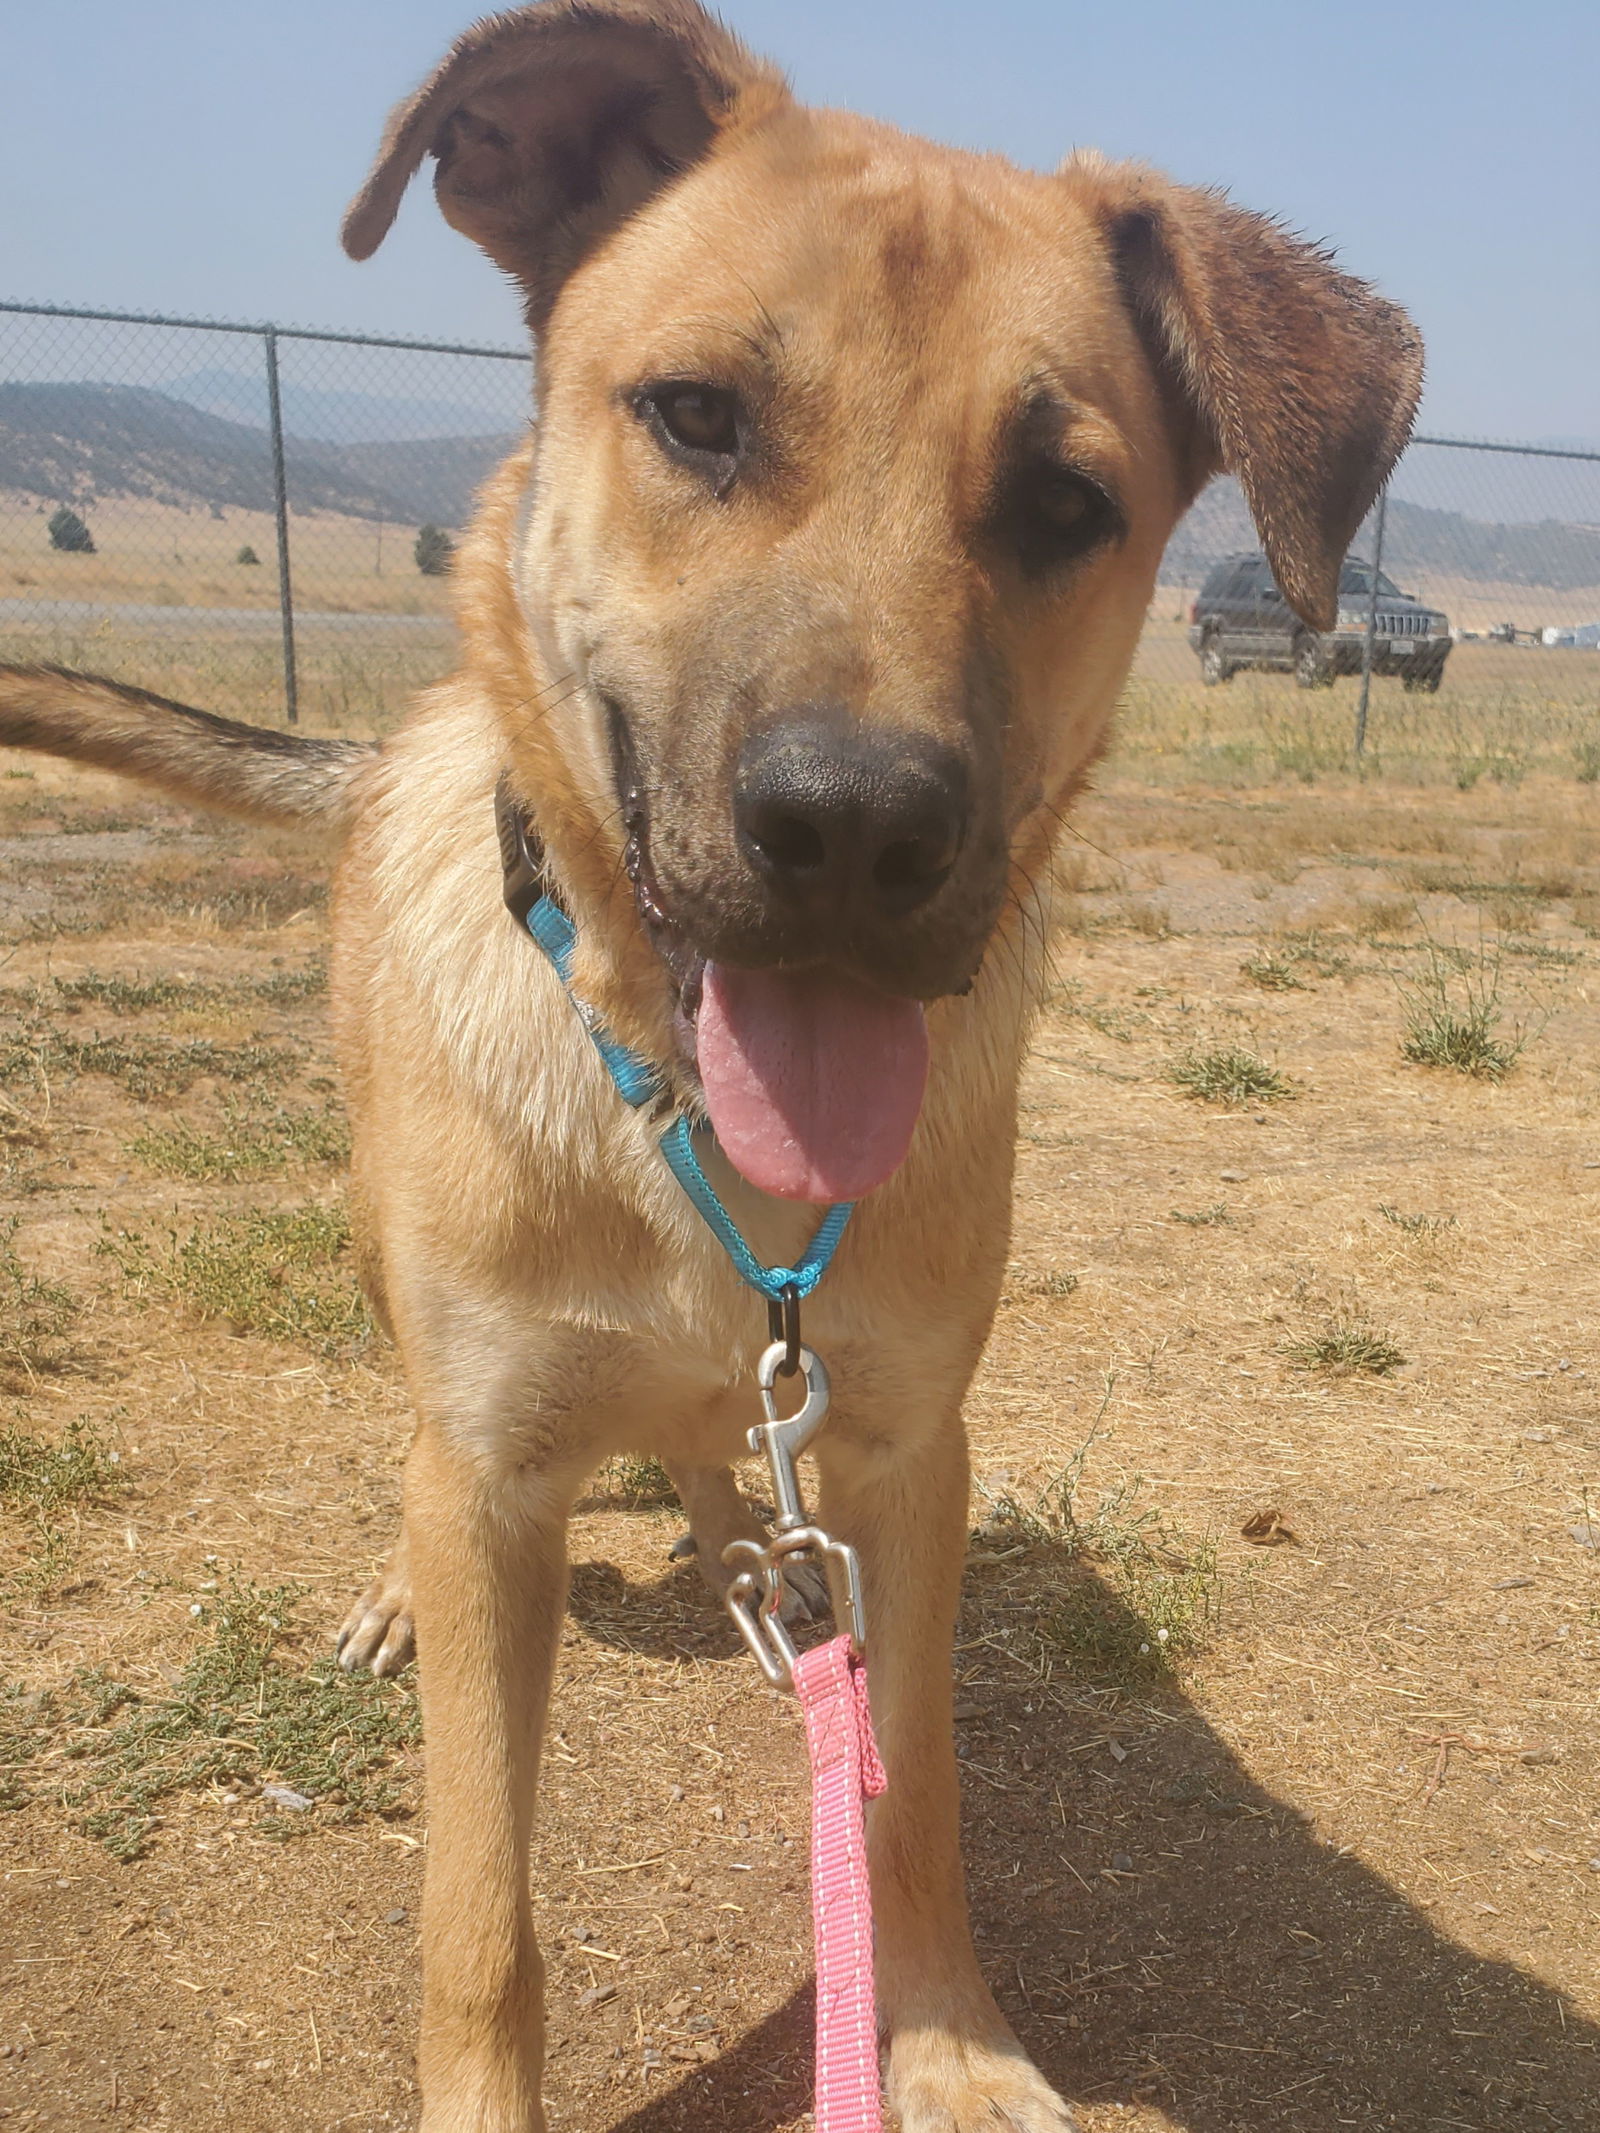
top-left (1, 744), bottom-right (1597, 2133)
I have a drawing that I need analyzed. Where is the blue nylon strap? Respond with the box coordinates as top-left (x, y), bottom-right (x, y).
top-left (657, 1115), bottom-right (853, 1301)
top-left (522, 897), bottom-right (854, 1299)
top-left (525, 896), bottom-right (664, 1110)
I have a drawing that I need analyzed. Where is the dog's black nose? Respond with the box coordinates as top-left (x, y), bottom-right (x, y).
top-left (735, 714), bottom-right (967, 920)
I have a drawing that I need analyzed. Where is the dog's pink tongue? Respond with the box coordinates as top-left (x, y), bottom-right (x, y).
top-left (697, 964), bottom-right (929, 1204)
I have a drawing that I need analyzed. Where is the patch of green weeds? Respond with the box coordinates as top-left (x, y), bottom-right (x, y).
top-left (119, 869), bottom-right (330, 933)
top-left (1399, 866), bottom-right (1567, 904)
top-left (0, 1217), bottom-right (80, 1384)
top-left (1167, 1043), bottom-right (1296, 1107)
top-left (50, 972), bottom-right (217, 1013)
top-left (251, 963), bottom-right (328, 1005)
top-left (0, 1683), bottom-right (49, 1810)
top-left (1575, 741), bottom-right (1600, 785)
top-left (0, 1146), bottom-right (62, 1198)
top-left (0, 1411), bottom-right (125, 1512)
top-left (2, 1522), bottom-right (76, 1603)
top-left (49, 963), bottom-right (326, 1013)
top-left (3, 1575), bottom-right (418, 1853)
top-left (1378, 1204), bottom-right (1458, 1239)
top-left (1505, 940), bottom-right (1583, 968)
top-left (0, 1023), bottom-right (300, 1100)
top-left (100, 1204), bottom-right (370, 1354)
top-left (1007, 1267), bottom-right (1081, 1301)
top-left (0, 1410), bottom-right (128, 1604)
top-left (1240, 947), bottom-right (1310, 991)
top-left (1449, 753), bottom-right (1526, 793)
top-left (973, 1395), bottom-right (1221, 1683)
top-left (129, 1102), bottom-right (350, 1182)
top-left (1047, 981), bottom-right (1145, 1042)
top-left (1169, 1203), bottom-right (1236, 1228)
top-left (0, 792), bottom-right (142, 834)
top-left (1284, 1312), bottom-right (1407, 1376)
top-left (599, 1455), bottom-right (680, 1508)
top-left (1272, 743), bottom-right (1327, 785)
top-left (1395, 939), bottom-right (1538, 1081)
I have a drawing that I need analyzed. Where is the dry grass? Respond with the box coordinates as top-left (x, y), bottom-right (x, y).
top-left (3, 741), bottom-right (1599, 2133)
top-left (1117, 623), bottom-right (1600, 790)
top-left (0, 494), bottom-right (457, 618)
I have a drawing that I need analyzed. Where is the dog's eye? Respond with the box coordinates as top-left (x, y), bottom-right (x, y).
top-left (655, 386), bottom-right (738, 454)
top-left (1034, 474), bottom-right (1094, 531)
top-left (638, 383), bottom-right (742, 472)
top-left (1004, 463), bottom-right (1121, 577)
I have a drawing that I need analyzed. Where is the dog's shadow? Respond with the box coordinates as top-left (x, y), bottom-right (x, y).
top-left (565, 1548), bottom-right (725, 1662)
top-left (572, 1551), bottom-right (1598, 2131)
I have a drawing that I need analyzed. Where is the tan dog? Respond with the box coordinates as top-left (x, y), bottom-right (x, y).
top-left (0, 4), bottom-right (1421, 2126)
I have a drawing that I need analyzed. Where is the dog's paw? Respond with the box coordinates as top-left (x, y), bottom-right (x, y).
top-left (336, 1555), bottom-right (415, 1677)
top-left (670, 1530), bottom-right (833, 1626)
top-left (772, 1553), bottom-right (832, 1625)
top-left (887, 2034), bottom-right (1080, 2133)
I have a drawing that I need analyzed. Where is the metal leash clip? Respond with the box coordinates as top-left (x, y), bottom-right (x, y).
top-left (723, 1341), bottom-right (867, 1690)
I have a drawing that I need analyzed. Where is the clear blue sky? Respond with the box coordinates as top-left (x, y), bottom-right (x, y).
top-left (2, 0), bottom-right (1595, 442)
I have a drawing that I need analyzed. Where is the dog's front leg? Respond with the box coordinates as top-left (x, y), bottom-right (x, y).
top-left (405, 1417), bottom-right (576, 2133)
top-left (816, 1407), bottom-right (1079, 2133)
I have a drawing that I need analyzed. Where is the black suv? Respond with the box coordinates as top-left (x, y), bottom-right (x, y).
top-left (1188, 554), bottom-right (1451, 691)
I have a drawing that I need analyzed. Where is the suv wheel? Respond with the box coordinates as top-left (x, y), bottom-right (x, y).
top-left (1200, 637), bottom-right (1232, 687)
top-left (1403, 663), bottom-right (1444, 694)
top-left (1294, 635), bottom-right (1333, 690)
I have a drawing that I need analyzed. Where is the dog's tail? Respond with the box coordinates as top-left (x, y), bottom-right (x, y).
top-left (0, 665), bottom-right (377, 828)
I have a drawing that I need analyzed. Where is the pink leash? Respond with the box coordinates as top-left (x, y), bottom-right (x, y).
top-left (793, 1635), bottom-right (887, 2133)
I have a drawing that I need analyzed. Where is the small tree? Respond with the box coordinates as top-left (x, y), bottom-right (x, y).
top-left (48, 506), bottom-right (95, 554)
top-left (236, 544), bottom-right (261, 566)
top-left (414, 523), bottom-right (455, 577)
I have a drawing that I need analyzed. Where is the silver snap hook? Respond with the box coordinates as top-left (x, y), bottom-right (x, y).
top-left (756, 1341), bottom-right (830, 1438)
top-left (751, 1343), bottom-right (830, 1534)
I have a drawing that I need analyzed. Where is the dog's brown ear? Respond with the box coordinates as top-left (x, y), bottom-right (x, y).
top-left (1081, 164), bottom-right (1422, 629)
top-left (342, 0), bottom-right (786, 322)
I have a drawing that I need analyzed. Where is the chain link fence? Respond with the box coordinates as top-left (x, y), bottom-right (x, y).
top-left (2, 300), bottom-right (1595, 779)
top-left (0, 301), bottom-right (532, 731)
top-left (1138, 425), bottom-right (1600, 781)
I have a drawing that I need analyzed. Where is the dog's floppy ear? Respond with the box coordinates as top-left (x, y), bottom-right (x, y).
top-left (342, 0), bottom-right (786, 322)
top-left (1080, 163), bottom-right (1422, 629)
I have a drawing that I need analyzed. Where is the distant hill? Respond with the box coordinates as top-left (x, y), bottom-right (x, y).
top-left (4, 382), bottom-right (1598, 587)
top-left (1160, 475), bottom-right (1600, 593)
top-left (326, 433), bottom-right (520, 526)
top-left (0, 381), bottom-right (521, 528)
top-left (1380, 498), bottom-right (1600, 592)
top-left (171, 364), bottom-right (532, 447)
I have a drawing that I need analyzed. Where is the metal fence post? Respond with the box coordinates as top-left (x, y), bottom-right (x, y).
top-left (1355, 483), bottom-right (1388, 758)
top-left (262, 326), bottom-right (299, 726)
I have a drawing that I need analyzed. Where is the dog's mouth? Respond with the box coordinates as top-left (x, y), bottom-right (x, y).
top-left (623, 821), bottom-right (930, 1206)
